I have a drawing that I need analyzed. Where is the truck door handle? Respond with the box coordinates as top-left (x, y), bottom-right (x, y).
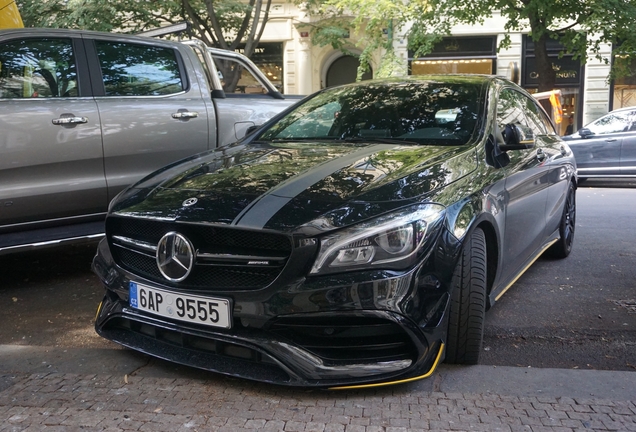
top-left (172, 111), bottom-right (199, 120)
top-left (605, 138), bottom-right (618, 142)
top-left (51, 116), bottom-right (88, 125)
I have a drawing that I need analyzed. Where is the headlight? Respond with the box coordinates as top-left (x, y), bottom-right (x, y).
top-left (310, 204), bottom-right (445, 275)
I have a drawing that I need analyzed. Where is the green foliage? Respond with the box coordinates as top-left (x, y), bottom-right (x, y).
top-left (16, 0), bottom-right (274, 57)
top-left (305, 0), bottom-right (636, 88)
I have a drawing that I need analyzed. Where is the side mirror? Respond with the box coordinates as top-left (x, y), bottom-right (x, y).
top-left (245, 125), bottom-right (261, 136)
top-left (578, 127), bottom-right (594, 138)
top-left (499, 123), bottom-right (535, 151)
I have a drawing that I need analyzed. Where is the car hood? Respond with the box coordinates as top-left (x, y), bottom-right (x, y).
top-left (110, 141), bottom-right (475, 232)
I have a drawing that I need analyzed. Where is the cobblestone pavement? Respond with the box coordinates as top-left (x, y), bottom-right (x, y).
top-left (1, 371), bottom-right (635, 431)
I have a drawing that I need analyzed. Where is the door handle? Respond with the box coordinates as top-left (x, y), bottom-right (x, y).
top-left (605, 138), bottom-right (618, 142)
top-left (51, 116), bottom-right (88, 125)
top-left (171, 111), bottom-right (199, 120)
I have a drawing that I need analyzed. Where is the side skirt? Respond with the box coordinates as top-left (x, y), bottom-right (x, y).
top-left (490, 234), bottom-right (559, 303)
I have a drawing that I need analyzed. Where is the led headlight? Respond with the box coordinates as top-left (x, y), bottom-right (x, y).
top-left (310, 204), bottom-right (445, 275)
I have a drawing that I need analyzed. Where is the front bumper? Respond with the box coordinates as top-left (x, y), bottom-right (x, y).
top-left (93, 238), bottom-right (453, 387)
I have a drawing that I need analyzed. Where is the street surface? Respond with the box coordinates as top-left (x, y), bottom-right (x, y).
top-left (0, 180), bottom-right (635, 431)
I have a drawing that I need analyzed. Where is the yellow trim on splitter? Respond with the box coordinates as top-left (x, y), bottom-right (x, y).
top-left (327, 342), bottom-right (445, 390)
top-left (495, 238), bottom-right (558, 301)
top-left (95, 301), bottom-right (103, 321)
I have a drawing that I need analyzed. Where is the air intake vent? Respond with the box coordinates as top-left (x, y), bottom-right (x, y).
top-left (268, 316), bottom-right (417, 364)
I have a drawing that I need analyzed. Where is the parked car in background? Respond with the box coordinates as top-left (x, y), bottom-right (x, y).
top-left (562, 106), bottom-right (636, 180)
top-left (93, 75), bottom-right (577, 388)
top-left (0, 28), bottom-right (301, 255)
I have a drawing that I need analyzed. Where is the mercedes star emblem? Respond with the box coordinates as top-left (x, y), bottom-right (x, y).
top-left (182, 197), bottom-right (198, 207)
top-left (156, 232), bottom-right (194, 282)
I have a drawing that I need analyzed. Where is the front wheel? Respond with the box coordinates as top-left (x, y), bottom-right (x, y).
top-left (548, 182), bottom-right (576, 259)
top-left (445, 227), bottom-right (487, 365)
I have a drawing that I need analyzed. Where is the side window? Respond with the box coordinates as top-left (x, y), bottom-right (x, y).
top-left (0, 38), bottom-right (78, 99)
top-left (497, 89), bottom-right (528, 129)
top-left (518, 94), bottom-right (554, 135)
top-left (95, 41), bottom-right (184, 96)
top-left (213, 56), bottom-right (267, 94)
top-left (588, 112), bottom-right (632, 135)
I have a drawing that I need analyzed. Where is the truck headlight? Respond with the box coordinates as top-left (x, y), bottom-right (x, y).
top-left (310, 204), bottom-right (445, 275)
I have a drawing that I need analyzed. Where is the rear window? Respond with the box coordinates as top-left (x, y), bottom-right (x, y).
top-left (95, 41), bottom-right (184, 97)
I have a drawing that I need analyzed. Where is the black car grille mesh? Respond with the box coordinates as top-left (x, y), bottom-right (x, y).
top-left (107, 217), bottom-right (292, 290)
top-left (268, 316), bottom-right (417, 364)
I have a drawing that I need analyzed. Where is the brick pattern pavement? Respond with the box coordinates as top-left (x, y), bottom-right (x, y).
top-left (0, 373), bottom-right (635, 431)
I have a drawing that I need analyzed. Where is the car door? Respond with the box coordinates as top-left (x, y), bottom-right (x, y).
top-left (87, 37), bottom-right (212, 202)
top-left (516, 91), bottom-right (571, 237)
top-left (496, 87), bottom-right (550, 283)
top-left (569, 111), bottom-right (629, 177)
top-left (0, 35), bottom-right (106, 227)
top-left (619, 110), bottom-right (636, 175)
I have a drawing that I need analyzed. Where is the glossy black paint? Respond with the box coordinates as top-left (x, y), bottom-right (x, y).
top-left (93, 75), bottom-right (577, 387)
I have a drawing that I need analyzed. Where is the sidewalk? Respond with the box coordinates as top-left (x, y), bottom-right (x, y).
top-left (1, 364), bottom-right (635, 431)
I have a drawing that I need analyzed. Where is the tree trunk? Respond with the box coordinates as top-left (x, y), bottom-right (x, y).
top-left (530, 26), bottom-right (557, 114)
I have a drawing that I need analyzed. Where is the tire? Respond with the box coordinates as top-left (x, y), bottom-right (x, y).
top-left (445, 227), bottom-right (487, 365)
top-left (548, 182), bottom-right (576, 259)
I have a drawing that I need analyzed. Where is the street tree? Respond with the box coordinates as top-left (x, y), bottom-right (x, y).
top-left (17, 0), bottom-right (276, 91)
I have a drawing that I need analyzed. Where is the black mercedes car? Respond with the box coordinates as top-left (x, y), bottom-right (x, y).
top-left (93, 75), bottom-right (577, 388)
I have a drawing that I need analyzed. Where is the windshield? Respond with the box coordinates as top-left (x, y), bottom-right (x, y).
top-left (259, 80), bottom-right (484, 145)
top-left (587, 110), bottom-right (636, 135)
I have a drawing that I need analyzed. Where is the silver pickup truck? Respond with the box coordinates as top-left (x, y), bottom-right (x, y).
top-left (0, 28), bottom-right (302, 255)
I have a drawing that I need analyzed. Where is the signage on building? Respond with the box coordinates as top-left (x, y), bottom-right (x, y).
top-left (409, 36), bottom-right (497, 59)
top-left (522, 36), bottom-right (582, 87)
top-left (523, 56), bottom-right (581, 86)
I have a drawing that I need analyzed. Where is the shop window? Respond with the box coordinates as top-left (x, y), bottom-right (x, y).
top-left (408, 36), bottom-right (497, 76)
top-left (611, 55), bottom-right (636, 110)
top-left (411, 59), bottom-right (493, 75)
top-left (234, 43), bottom-right (284, 92)
top-left (522, 35), bottom-right (583, 136)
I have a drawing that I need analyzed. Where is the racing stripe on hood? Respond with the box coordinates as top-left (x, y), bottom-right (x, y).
top-left (232, 144), bottom-right (394, 229)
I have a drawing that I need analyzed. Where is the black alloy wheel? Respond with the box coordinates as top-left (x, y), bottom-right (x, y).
top-left (445, 227), bottom-right (487, 365)
top-left (548, 182), bottom-right (576, 259)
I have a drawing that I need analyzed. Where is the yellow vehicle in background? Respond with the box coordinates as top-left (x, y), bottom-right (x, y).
top-left (0, 0), bottom-right (23, 29)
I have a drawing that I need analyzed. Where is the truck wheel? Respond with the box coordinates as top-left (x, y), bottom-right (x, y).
top-left (445, 227), bottom-right (487, 365)
top-left (548, 182), bottom-right (576, 259)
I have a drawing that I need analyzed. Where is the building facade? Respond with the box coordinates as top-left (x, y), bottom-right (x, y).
top-left (253, 5), bottom-right (632, 131)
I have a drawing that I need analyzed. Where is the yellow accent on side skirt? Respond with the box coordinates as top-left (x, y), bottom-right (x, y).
top-left (327, 342), bottom-right (445, 390)
top-left (95, 301), bottom-right (103, 322)
top-left (495, 238), bottom-right (558, 301)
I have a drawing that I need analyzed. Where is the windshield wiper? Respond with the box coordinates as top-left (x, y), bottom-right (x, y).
top-left (340, 137), bottom-right (419, 145)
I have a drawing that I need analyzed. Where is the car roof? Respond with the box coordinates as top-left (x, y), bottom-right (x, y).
top-left (0, 27), bottom-right (174, 45)
top-left (609, 106), bottom-right (636, 114)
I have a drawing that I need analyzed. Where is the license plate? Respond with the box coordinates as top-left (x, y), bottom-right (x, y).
top-left (129, 282), bottom-right (232, 329)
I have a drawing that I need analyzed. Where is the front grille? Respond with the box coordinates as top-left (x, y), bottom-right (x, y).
top-left (268, 316), bottom-right (417, 364)
top-left (107, 216), bottom-right (292, 290)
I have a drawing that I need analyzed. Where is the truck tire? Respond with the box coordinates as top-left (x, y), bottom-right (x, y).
top-left (445, 227), bottom-right (487, 365)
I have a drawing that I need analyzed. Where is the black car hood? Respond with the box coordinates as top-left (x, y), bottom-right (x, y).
top-left (110, 141), bottom-right (475, 233)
